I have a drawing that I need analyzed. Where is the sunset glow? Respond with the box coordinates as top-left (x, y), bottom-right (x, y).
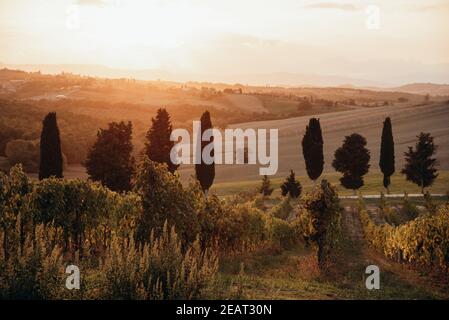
top-left (1, 0), bottom-right (449, 85)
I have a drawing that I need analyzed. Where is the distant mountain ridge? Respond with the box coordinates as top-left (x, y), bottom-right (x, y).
top-left (1, 64), bottom-right (448, 96)
top-left (0, 63), bottom-right (390, 87)
top-left (389, 83), bottom-right (449, 96)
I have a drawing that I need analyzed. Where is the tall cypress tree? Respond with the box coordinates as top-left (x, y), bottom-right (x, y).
top-left (145, 108), bottom-right (178, 173)
top-left (302, 118), bottom-right (324, 183)
top-left (85, 121), bottom-right (135, 192)
top-left (195, 111), bottom-right (215, 195)
top-left (401, 132), bottom-right (438, 194)
top-left (379, 117), bottom-right (395, 193)
top-left (39, 112), bottom-right (63, 180)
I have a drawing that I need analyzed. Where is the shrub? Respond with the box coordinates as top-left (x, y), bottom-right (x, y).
top-left (424, 191), bottom-right (437, 215)
top-left (258, 175), bottom-right (274, 197)
top-left (269, 196), bottom-right (292, 220)
top-left (266, 216), bottom-right (297, 250)
top-left (280, 170), bottom-right (302, 198)
top-left (0, 165), bottom-right (34, 259)
top-left (400, 192), bottom-right (419, 221)
top-left (197, 193), bottom-right (269, 253)
top-left (100, 223), bottom-right (218, 299)
top-left (301, 180), bottom-right (341, 269)
top-left (0, 223), bottom-right (65, 299)
top-left (134, 159), bottom-right (200, 245)
top-left (379, 192), bottom-right (400, 226)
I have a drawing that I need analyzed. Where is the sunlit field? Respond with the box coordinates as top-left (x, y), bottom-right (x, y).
top-left (211, 171), bottom-right (449, 197)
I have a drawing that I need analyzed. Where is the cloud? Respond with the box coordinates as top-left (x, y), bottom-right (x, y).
top-left (76, 0), bottom-right (108, 6)
top-left (302, 2), bottom-right (359, 12)
top-left (416, 2), bottom-right (449, 12)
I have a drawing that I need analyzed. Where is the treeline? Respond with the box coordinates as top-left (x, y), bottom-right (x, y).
top-left (37, 105), bottom-right (440, 196)
top-left (0, 99), bottom-right (104, 170)
top-left (3, 98), bottom-right (440, 198)
top-left (0, 99), bottom-right (263, 174)
top-left (258, 116), bottom-right (439, 199)
top-left (313, 116), bottom-right (439, 194)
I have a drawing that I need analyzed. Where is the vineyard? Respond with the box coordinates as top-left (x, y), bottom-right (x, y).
top-left (1, 162), bottom-right (448, 299)
top-left (0, 162), bottom-right (343, 299)
top-left (359, 198), bottom-right (449, 275)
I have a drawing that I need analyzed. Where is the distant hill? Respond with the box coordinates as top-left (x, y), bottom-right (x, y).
top-left (391, 83), bottom-right (449, 96)
top-left (0, 63), bottom-right (388, 88)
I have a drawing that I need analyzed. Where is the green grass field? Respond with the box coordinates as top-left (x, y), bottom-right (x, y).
top-left (211, 170), bottom-right (449, 197)
top-left (214, 239), bottom-right (449, 299)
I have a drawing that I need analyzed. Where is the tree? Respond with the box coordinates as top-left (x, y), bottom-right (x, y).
top-left (379, 117), bottom-right (395, 193)
top-left (332, 133), bottom-right (370, 193)
top-left (281, 170), bottom-right (302, 198)
top-left (195, 111), bottom-right (215, 195)
top-left (401, 132), bottom-right (438, 194)
top-left (144, 108), bottom-right (178, 173)
top-left (5, 139), bottom-right (40, 173)
top-left (39, 112), bottom-right (63, 180)
top-left (134, 159), bottom-right (200, 244)
top-left (259, 175), bottom-right (274, 196)
top-left (302, 118), bottom-right (324, 183)
top-left (85, 121), bottom-right (135, 192)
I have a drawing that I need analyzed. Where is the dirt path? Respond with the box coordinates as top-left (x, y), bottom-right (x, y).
top-left (339, 207), bottom-right (448, 299)
top-left (342, 206), bottom-right (364, 242)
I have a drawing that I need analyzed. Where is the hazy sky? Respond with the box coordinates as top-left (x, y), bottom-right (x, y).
top-left (1, 0), bottom-right (449, 85)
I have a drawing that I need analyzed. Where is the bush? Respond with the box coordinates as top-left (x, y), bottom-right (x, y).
top-left (424, 191), bottom-right (437, 215)
top-left (196, 192), bottom-right (269, 253)
top-left (400, 192), bottom-right (419, 220)
top-left (258, 175), bottom-right (273, 197)
top-left (301, 180), bottom-right (341, 269)
top-left (269, 196), bottom-right (292, 220)
top-left (0, 223), bottom-right (65, 299)
top-left (134, 159), bottom-right (200, 245)
top-left (266, 216), bottom-right (297, 250)
top-left (291, 207), bottom-right (315, 245)
top-left (379, 192), bottom-right (401, 226)
top-left (100, 223), bottom-right (218, 299)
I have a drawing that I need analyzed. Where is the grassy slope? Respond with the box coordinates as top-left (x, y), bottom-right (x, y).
top-left (211, 170), bottom-right (449, 197)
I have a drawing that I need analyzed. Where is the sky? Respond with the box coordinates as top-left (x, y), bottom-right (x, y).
top-left (1, 0), bottom-right (449, 86)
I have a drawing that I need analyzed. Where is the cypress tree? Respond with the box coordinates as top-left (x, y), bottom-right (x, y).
top-left (259, 175), bottom-right (274, 196)
top-left (302, 118), bottom-right (324, 183)
top-left (332, 133), bottom-right (370, 194)
top-left (401, 132), bottom-right (438, 194)
top-left (85, 121), bottom-right (135, 192)
top-left (145, 108), bottom-right (178, 173)
top-left (195, 111), bottom-right (215, 194)
top-left (39, 112), bottom-right (63, 180)
top-left (281, 170), bottom-right (302, 198)
top-left (379, 117), bottom-right (395, 193)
